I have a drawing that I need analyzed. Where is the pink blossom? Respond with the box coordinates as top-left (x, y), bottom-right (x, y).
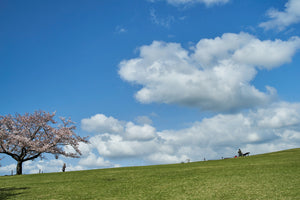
top-left (0, 110), bottom-right (88, 175)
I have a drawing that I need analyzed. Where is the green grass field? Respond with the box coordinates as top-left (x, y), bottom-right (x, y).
top-left (0, 148), bottom-right (299, 200)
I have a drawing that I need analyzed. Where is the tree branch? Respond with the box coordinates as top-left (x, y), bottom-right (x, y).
top-left (23, 152), bottom-right (41, 162)
top-left (0, 149), bottom-right (20, 161)
top-left (30, 126), bottom-right (41, 140)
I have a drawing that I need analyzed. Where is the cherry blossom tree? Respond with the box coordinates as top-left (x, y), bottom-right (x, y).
top-left (0, 111), bottom-right (88, 175)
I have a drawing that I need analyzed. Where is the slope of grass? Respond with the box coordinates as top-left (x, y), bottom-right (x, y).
top-left (0, 148), bottom-right (299, 200)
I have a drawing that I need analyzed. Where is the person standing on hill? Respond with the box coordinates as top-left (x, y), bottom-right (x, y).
top-left (238, 149), bottom-right (243, 157)
top-left (62, 163), bottom-right (66, 172)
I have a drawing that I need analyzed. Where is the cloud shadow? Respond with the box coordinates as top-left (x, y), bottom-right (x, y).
top-left (0, 187), bottom-right (29, 200)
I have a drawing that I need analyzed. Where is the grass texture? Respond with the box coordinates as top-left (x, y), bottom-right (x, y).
top-left (0, 148), bottom-right (299, 199)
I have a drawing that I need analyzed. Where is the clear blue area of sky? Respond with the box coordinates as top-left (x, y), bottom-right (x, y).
top-left (1, 0), bottom-right (300, 173)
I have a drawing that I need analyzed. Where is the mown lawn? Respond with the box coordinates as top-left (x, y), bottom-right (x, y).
top-left (0, 148), bottom-right (299, 199)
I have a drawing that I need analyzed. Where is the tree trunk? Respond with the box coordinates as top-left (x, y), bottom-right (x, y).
top-left (16, 160), bottom-right (23, 175)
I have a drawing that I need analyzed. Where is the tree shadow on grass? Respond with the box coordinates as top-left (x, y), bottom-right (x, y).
top-left (0, 187), bottom-right (29, 200)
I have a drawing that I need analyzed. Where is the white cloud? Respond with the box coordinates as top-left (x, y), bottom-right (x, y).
top-left (119, 33), bottom-right (300, 112)
top-left (135, 115), bottom-right (153, 125)
top-left (28, 159), bottom-right (64, 174)
top-left (24, 159), bottom-right (85, 175)
top-left (259, 0), bottom-right (300, 31)
top-left (147, 153), bottom-right (189, 164)
top-left (125, 122), bottom-right (157, 141)
top-left (78, 153), bottom-right (112, 168)
top-left (115, 26), bottom-right (127, 34)
top-left (149, 0), bottom-right (230, 7)
top-left (76, 107), bottom-right (300, 167)
top-left (156, 102), bottom-right (300, 158)
top-left (2, 104), bottom-right (299, 175)
top-left (88, 134), bottom-right (159, 158)
top-left (81, 114), bottom-right (124, 134)
top-left (0, 158), bottom-right (88, 176)
top-left (150, 8), bottom-right (175, 28)
top-left (254, 102), bottom-right (300, 128)
top-left (194, 33), bottom-right (300, 69)
top-left (0, 164), bottom-right (15, 175)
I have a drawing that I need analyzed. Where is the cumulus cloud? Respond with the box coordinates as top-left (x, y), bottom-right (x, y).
top-left (0, 164), bottom-right (15, 175)
top-left (10, 159), bottom-right (85, 175)
top-left (87, 134), bottom-right (160, 158)
top-left (169, 102), bottom-right (300, 148)
top-left (149, 0), bottom-right (230, 7)
top-left (194, 33), bottom-right (300, 69)
top-left (147, 153), bottom-right (189, 164)
top-left (119, 33), bottom-right (300, 112)
top-left (254, 102), bottom-right (300, 129)
top-left (78, 153), bottom-right (113, 168)
top-left (76, 107), bottom-right (300, 167)
top-left (125, 122), bottom-right (157, 141)
top-left (81, 114), bottom-right (124, 134)
top-left (259, 0), bottom-right (300, 31)
top-left (3, 104), bottom-right (299, 175)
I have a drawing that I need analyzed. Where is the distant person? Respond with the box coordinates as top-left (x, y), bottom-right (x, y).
top-left (62, 163), bottom-right (66, 172)
top-left (238, 149), bottom-right (243, 157)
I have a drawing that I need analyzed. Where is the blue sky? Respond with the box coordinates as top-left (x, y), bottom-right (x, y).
top-left (1, 0), bottom-right (300, 175)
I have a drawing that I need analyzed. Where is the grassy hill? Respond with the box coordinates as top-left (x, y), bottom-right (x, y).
top-left (0, 148), bottom-right (299, 200)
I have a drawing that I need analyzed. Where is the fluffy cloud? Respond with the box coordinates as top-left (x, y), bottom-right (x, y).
top-left (78, 153), bottom-right (113, 168)
top-left (119, 33), bottom-right (300, 112)
top-left (125, 122), bottom-right (157, 141)
top-left (0, 164), bottom-right (15, 175)
top-left (77, 106), bottom-right (300, 167)
top-left (254, 102), bottom-right (300, 128)
top-left (3, 103), bottom-right (299, 175)
top-left (259, 0), bottom-right (300, 31)
top-left (149, 0), bottom-right (230, 7)
top-left (135, 115), bottom-right (153, 125)
top-left (87, 134), bottom-right (159, 158)
top-left (194, 33), bottom-right (300, 69)
top-left (81, 115), bottom-right (157, 141)
top-left (165, 102), bottom-right (300, 150)
top-left (81, 114), bottom-right (124, 134)
top-left (147, 153), bottom-right (189, 164)
top-left (0, 159), bottom-right (86, 175)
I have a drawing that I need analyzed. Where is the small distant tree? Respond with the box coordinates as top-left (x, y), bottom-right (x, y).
top-left (0, 111), bottom-right (88, 175)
